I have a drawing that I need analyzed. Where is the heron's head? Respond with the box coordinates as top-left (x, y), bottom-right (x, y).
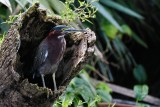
top-left (52, 25), bottom-right (69, 31)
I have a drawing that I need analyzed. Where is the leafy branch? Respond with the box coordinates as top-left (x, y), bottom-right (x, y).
top-left (61, 0), bottom-right (98, 23)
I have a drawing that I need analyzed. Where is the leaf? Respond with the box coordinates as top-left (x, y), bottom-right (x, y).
top-left (0, 0), bottom-right (12, 13)
top-left (79, 70), bottom-right (97, 96)
top-left (48, 0), bottom-right (66, 14)
top-left (112, 38), bottom-right (123, 57)
top-left (133, 64), bottom-right (147, 83)
top-left (71, 77), bottom-right (96, 104)
top-left (132, 34), bottom-right (148, 48)
top-left (96, 89), bottom-right (112, 102)
top-left (92, 2), bottom-right (123, 32)
top-left (96, 25), bottom-right (113, 51)
top-left (88, 95), bottom-right (101, 107)
top-left (80, 85), bottom-right (95, 102)
top-left (121, 24), bottom-right (132, 36)
top-left (61, 92), bottom-right (74, 107)
top-left (103, 23), bottom-right (118, 39)
top-left (100, 0), bottom-right (144, 19)
top-left (85, 64), bottom-right (96, 71)
top-left (134, 85), bottom-right (149, 101)
top-left (73, 97), bottom-right (83, 107)
top-left (137, 103), bottom-right (150, 107)
top-left (96, 82), bottom-right (112, 93)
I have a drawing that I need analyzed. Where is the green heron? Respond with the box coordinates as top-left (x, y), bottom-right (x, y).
top-left (32, 25), bottom-right (85, 90)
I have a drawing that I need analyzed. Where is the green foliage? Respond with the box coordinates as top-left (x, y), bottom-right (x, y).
top-left (137, 103), bottom-right (150, 107)
top-left (93, 2), bottom-right (123, 32)
top-left (85, 64), bottom-right (96, 71)
top-left (92, 0), bottom-right (147, 82)
top-left (134, 85), bottom-right (149, 102)
top-left (100, 0), bottom-right (143, 19)
top-left (53, 77), bottom-right (101, 107)
top-left (102, 22), bottom-right (118, 39)
top-left (134, 85), bottom-right (149, 107)
top-left (96, 82), bottom-right (112, 102)
top-left (61, 0), bottom-right (97, 22)
top-left (53, 70), bottom-right (112, 107)
top-left (1, 14), bottom-right (19, 25)
top-left (133, 65), bottom-right (147, 83)
top-left (121, 24), bottom-right (132, 36)
top-left (0, 32), bottom-right (5, 45)
top-left (96, 82), bottom-right (112, 93)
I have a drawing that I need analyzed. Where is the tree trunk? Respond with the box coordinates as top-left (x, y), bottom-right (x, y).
top-left (0, 3), bottom-right (96, 107)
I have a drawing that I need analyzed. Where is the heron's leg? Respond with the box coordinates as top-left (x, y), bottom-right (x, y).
top-left (41, 74), bottom-right (46, 88)
top-left (41, 74), bottom-right (50, 98)
top-left (52, 73), bottom-right (57, 91)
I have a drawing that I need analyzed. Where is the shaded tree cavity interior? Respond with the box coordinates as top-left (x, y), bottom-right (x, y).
top-left (18, 11), bottom-right (56, 89)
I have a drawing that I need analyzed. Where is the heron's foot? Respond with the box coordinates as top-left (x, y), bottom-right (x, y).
top-left (54, 86), bottom-right (66, 95)
top-left (59, 86), bottom-right (66, 91)
top-left (45, 88), bottom-right (53, 99)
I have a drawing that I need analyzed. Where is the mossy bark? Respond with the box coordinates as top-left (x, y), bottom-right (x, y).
top-left (0, 3), bottom-right (96, 107)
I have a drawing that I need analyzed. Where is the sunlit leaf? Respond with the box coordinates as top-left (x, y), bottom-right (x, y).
top-left (103, 23), bottom-right (118, 39)
top-left (96, 82), bottom-right (112, 93)
top-left (61, 93), bottom-right (74, 107)
top-left (121, 24), bottom-right (132, 36)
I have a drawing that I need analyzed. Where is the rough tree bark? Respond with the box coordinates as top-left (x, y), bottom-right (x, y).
top-left (0, 3), bottom-right (96, 107)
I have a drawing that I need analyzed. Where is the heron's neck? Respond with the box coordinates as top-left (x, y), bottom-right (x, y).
top-left (46, 33), bottom-right (63, 45)
top-left (57, 35), bottom-right (64, 39)
top-left (48, 30), bottom-right (62, 38)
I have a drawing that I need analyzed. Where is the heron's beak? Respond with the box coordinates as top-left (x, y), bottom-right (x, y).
top-left (52, 25), bottom-right (86, 33)
top-left (63, 28), bottom-right (86, 33)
